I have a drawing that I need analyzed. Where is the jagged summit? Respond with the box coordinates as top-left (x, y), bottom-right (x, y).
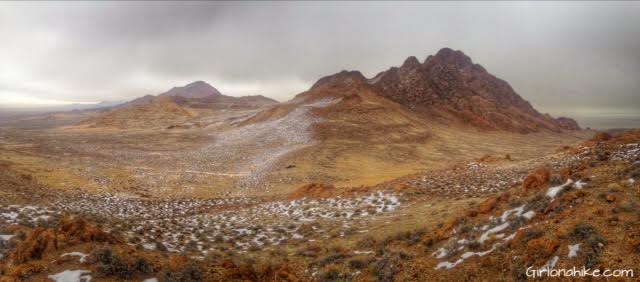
top-left (401, 56), bottom-right (421, 68)
top-left (424, 47), bottom-right (475, 68)
top-left (159, 80), bottom-right (222, 99)
top-left (78, 48), bottom-right (578, 133)
top-left (371, 48), bottom-right (579, 133)
top-left (275, 47), bottom-right (580, 136)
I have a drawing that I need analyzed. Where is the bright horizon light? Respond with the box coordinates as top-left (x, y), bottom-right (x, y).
top-left (0, 91), bottom-right (99, 108)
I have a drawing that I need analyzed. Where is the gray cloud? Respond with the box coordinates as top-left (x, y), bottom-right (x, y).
top-left (0, 1), bottom-right (638, 115)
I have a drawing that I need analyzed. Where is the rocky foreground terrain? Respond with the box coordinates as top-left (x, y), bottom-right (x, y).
top-left (0, 130), bottom-right (639, 281)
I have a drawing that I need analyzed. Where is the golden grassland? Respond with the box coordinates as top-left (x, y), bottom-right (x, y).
top-left (1, 132), bottom-right (639, 281)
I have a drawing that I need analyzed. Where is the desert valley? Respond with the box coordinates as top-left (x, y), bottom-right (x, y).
top-left (1, 46), bottom-right (638, 281)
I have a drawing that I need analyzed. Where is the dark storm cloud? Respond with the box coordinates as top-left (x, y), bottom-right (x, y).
top-left (0, 1), bottom-right (638, 116)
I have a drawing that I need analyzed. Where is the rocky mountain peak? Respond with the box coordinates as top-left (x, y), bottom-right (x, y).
top-left (160, 81), bottom-right (222, 99)
top-left (401, 56), bottom-right (421, 69)
top-left (370, 48), bottom-right (580, 133)
top-left (186, 80), bottom-right (213, 88)
top-left (424, 48), bottom-right (474, 68)
top-left (310, 70), bottom-right (367, 90)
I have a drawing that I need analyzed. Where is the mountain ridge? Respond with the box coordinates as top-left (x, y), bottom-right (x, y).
top-left (370, 48), bottom-right (580, 133)
top-left (76, 48), bottom-right (579, 133)
top-left (76, 81), bottom-right (277, 129)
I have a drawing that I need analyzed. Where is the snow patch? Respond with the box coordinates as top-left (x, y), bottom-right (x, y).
top-left (479, 222), bottom-right (509, 243)
top-left (48, 270), bottom-right (92, 282)
top-left (539, 256), bottom-right (559, 271)
top-left (142, 243), bottom-right (156, 250)
top-left (433, 248), bottom-right (448, 259)
top-left (500, 205), bottom-right (525, 222)
top-left (568, 244), bottom-right (580, 258)
top-left (503, 233), bottom-right (516, 241)
top-left (354, 250), bottom-right (374, 255)
top-left (435, 244), bottom-right (498, 269)
top-left (546, 179), bottom-right (573, 198)
top-left (574, 180), bottom-right (587, 189)
top-left (61, 252), bottom-right (89, 263)
top-left (522, 210), bottom-right (536, 220)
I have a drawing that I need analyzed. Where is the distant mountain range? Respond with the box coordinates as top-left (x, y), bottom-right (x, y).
top-left (245, 48), bottom-right (579, 136)
top-left (0, 101), bottom-right (123, 115)
top-left (77, 81), bottom-right (278, 129)
top-left (73, 47), bottom-right (579, 132)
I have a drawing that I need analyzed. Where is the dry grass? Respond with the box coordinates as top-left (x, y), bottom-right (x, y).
top-left (1, 130), bottom-right (637, 281)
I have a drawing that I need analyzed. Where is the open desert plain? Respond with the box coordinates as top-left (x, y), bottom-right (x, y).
top-left (1, 2), bottom-right (640, 282)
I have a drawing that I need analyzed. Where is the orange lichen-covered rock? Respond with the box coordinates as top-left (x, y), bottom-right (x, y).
top-left (525, 237), bottom-right (560, 264)
top-left (478, 197), bottom-right (498, 214)
top-left (522, 168), bottom-right (551, 191)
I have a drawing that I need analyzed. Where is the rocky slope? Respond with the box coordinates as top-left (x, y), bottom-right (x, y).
top-left (370, 48), bottom-right (579, 133)
top-left (1, 130), bottom-right (637, 281)
top-left (246, 48), bottom-right (578, 139)
top-left (221, 51), bottom-right (585, 190)
top-left (245, 70), bottom-right (431, 143)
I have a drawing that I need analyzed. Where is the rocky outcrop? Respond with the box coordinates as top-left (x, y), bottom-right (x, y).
top-left (554, 117), bottom-right (580, 130)
top-left (371, 48), bottom-right (579, 133)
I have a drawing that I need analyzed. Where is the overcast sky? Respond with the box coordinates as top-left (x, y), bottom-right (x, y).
top-left (0, 1), bottom-right (638, 116)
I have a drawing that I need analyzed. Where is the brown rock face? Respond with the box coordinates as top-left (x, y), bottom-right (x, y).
top-left (554, 117), bottom-right (580, 130)
top-left (371, 48), bottom-right (580, 133)
top-left (522, 168), bottom-right (551, 191)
